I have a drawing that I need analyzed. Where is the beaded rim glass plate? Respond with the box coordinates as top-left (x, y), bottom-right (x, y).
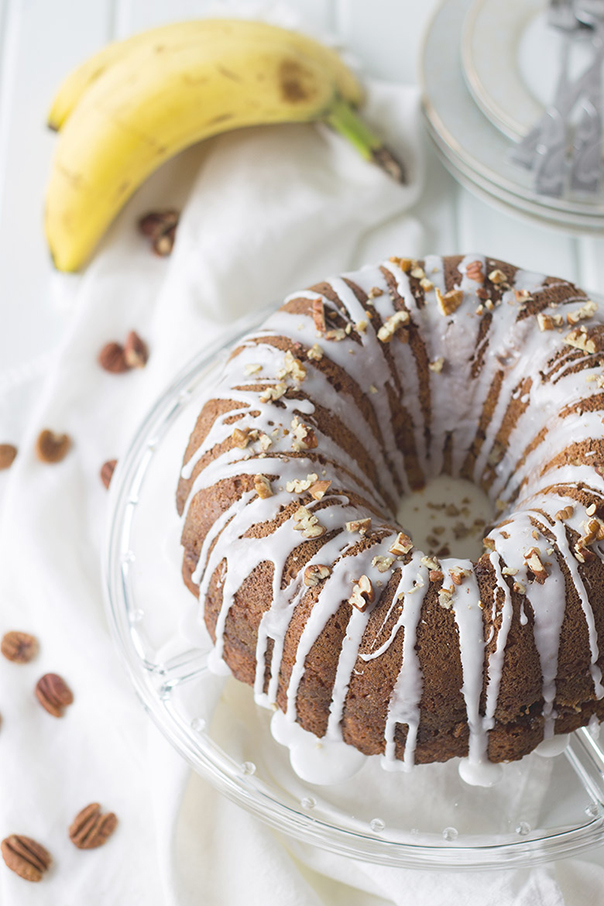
top-left (421, 0), bottom-right (604, 231)
top-left (104, 307), bottom-right (604, 870)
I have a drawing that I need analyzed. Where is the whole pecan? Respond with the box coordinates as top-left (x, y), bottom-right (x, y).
top-left (1, 835), bottom-right (51, 882)
top-left (98, 342), bottom-right (129, 374)
top-left (0, 444), bottom-right (17, 470)
top-left (69, 803), bottom-right (117, 850)
top-left (1, 631), bottom-right (38, 663)
top-left (35, 673), bottom-right (74, 717)
top-left (100, 459), bottom-right (117, 489)
top-left (35, 430), bottom-right (71, 464)
top-left (123, 331), bottom-right (149, 368)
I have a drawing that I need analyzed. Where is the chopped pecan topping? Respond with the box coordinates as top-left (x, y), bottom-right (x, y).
top-left (421, 555), bottom-right (439, 570)
top-left (513, 580), bottom-right (526, 595)
top-left (420, 277), bottom-right (434, 291)
top-left (346, 517), bottom-right (372, 535)
top-left (502, 566), bottom-right (518, 576)
top-left (565, 327), bottom-right (596, 354)
top-left (371, 555), bottom-right (395, 573)
top-left (368, 286), bottom-right (384, 299)
top-left (567, 299), bottom-right (597, 326)
top-left (389, 532), bottom-right (413, 556)
top-left (377, 310), bottom-right (410, 342)
top-left (290, 417), bottom-right (317, 451)
top-left (312, 298), bottom-right (326, 334)
top-left (325, 328), bottom-right (347, 341)
top-left (286, 473), bottom-right (318, 494)
top-left (232, 427), bottom-right (252, 448)
top-left (278, 350), bottom-right (306, 383)
top-left (524, 547), bottom-right (549, 583)
top-left (260, 382), bottom-right (287, 403)
top-left (244, 363), bottom-right (263, 376)
top-left (389, 257), bottom-right (412, 273)
top-left (429, 568), bottom-right (444, 582)
top-left (410, 266), bottom-right (425, 280)
top-left (429, 357), bottom-right (444, 373)
top-left (450, 566), bottom-right (471, 586)
top-left (69, 803), bottom-right (117, 850)
top-left (349, 575), bottom-right (374, 612)
top-left (488, 268), bottom-right (508, 284)
top-left (307, 343), bottom-right (324, 361)
top-left (303, 564), bottom-right (331, 587)
top-left (465, 260), bottom-right (484, 283)
top-left (254, 474), bottom-right (273, 499)
top-left (438, 585), bottom-right (454, 609)
top-left (293, 506), bottom-right (325, 539)
top-left (537, 313), bottom-right (564, 331)
top-left (308, 479), bottom-right (331, 500)
top-left (436, 287), bottom-right (464, 316)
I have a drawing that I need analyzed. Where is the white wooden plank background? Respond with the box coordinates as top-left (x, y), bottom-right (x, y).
top-left (0, 0), bottom-right (602, 385)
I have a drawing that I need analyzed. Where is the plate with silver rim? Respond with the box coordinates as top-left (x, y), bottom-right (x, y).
top-left (422, 0), bottom-right (604, 231)
top-left (104, 306), bottom-right (604, 870)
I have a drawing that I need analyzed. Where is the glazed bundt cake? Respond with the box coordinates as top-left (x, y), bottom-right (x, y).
top-left (177, 254), bottom-right (604, 777)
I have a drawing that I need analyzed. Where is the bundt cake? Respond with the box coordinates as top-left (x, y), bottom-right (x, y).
top-left (176, 253), bottom-right (604, 780)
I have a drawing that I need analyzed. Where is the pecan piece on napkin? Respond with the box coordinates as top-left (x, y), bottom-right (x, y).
top-left (1, 835), bottom-right (51, 882)
top-left (98, 342), bottom-right (129, 374)
top-left (138, 209), bottom-right (179, 256)
top-left (35, 430), bottom-right (71, 464)
top-left (1, 631), bottom-right (38, 663)
top-left (100, 459), bottom-right (117, 489)
top-left (0, 444), bottom-right (17, 470)
top-left (69, 803), bottom-right (118, 850)
top-left (35, 673), bottom-right (74, 717)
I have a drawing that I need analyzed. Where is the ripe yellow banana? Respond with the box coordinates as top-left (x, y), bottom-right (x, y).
top-left (48, 19), bottom-right (362, 132)
top-left (45, 20), bottom-right (403, 272)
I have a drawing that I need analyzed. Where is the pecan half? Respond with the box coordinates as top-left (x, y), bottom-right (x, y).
top-left (1, 631), bottom-right (38, 664)
top-left (35, 673), bottom-right (74, 717)
top-left (138, 210), bottom-right (179, 256)
top-left (98, 342), bottom-right (129, 374)
top-left (69, 803), bottom-right (118, 850)
top-left (35, 430), bottom-right (71, 464)
top-left (123, 331), bottom-right (149, 369)
top-left (1, 835), bottom-right (51, 882)
top-left (0, 444), bottom-right (17, 470)
top-left (100, 459), bottom-right (117, 489)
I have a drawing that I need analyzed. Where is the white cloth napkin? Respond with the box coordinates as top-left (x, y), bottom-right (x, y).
top-left (0, 78), bottom-right (602, 905)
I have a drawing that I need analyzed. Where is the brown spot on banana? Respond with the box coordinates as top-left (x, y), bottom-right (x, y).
top-left (279, 59), bottom-right (317, 103)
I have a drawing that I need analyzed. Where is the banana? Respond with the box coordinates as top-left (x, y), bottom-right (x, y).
top-left (45, 20), bottom-right (403, 272)
top-left (48, 20), bottom-right (362, 131)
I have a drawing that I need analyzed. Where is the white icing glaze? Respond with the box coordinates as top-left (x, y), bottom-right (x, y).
top-left (178, 254), bottom-right (604, 783)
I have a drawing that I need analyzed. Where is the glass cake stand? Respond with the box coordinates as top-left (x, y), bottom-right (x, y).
top-left (104, 308), bottom-right (604, 870)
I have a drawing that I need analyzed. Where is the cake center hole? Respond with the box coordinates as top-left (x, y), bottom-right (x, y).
top-left (395, 476), bottom-right (495, 561)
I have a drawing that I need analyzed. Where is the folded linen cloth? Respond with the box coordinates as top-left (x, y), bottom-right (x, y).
top-left (0, 77), bottom-right (602, 906)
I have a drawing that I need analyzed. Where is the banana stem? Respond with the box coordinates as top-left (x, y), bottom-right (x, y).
top-left (324, 98), bottom-right (406, 184)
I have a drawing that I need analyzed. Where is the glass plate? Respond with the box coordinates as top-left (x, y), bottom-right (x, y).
top-left (104, 308), bottom-right (604, 870)
top-left (421, 0), bottom-right (604, 231)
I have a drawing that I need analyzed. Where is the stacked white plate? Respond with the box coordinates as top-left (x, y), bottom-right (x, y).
top-left (421, 0), bottom-right (604, 233)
